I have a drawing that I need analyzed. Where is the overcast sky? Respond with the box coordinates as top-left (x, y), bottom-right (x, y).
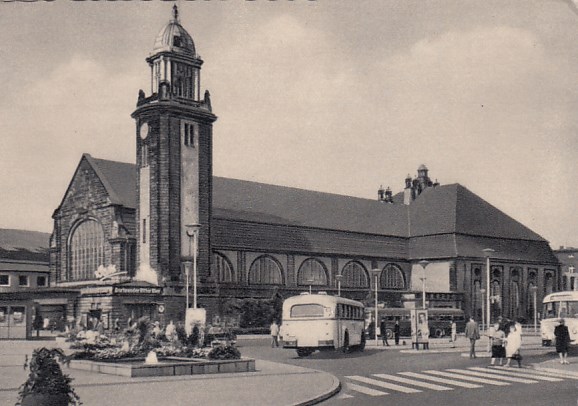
top-left (1, 0), bottom-right (577, 249)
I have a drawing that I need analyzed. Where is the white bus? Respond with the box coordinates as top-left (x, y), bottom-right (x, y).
top-left (281, 292), bottom-right (366, 357)
top-left (541, 291), bottom-right (578, 346)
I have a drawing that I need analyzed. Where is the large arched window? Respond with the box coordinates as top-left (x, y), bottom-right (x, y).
top-left (545, 272), bottom-right (554, 295)
top-left (297, 258), bottom-right (328, 286)
top-left (214, 252), bottom-right (234, 283)
top-left (248, 255), bottom-right (283, 285)
top-left (380, 264), bottom-right (405, 289)
top-left (68, 219), bottom-right (106, 281)
top-left (510, 268), bottom-right (521, 319)
top-left (527, 281), bottom-right (536, 319)
top-left (340, 261), bottom-right (369, 288)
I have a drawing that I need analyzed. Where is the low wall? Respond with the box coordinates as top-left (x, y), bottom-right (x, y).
top-left (69, 357), bottom-right (255, 377)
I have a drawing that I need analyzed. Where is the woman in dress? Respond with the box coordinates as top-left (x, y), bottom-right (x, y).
top-left (504, 324), bottom-right (522, 367)
top-left (554, 318), bottom-right (571, 365)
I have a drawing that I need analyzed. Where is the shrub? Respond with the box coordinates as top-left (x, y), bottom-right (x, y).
top-left (17, 347), bottom-right (81, 405)
top-left (207, 345), bottom-right (241, 360)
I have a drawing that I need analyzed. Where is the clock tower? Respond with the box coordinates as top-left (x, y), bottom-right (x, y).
top-left (131, 6), bottom-right (217, 304)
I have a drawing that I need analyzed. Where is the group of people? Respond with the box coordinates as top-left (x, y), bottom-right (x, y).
top-left (465, 317), bottom-right (524, 367)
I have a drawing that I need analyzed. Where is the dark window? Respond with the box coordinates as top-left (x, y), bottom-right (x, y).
top-left (142, 219), bottom-right (147, 244)
top-left (173, 35), bottom-right (182, 48)
top-left (141, 144), bottom-right (149, 167)
top-left (37, 276), bottom-right (47, 287)
top-left (341, 261), bottom-right (369, 288)
top-left (183, 123), bottom-right (195, 147)
top-left (248, 255), bottom-right (283, 285)
top-left (214, 252), bottom-right (234, 283)
top-left (18, 275), bottom-right (28, 286)
top-left (0, 275), bottom-right (8, 286)
top-left (297, 258), bottom-right (328, 286)
top-left (380, 264), bottom-right (405, 289)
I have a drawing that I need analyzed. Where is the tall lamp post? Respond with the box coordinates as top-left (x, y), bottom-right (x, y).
top-left (186, 224), bottom-right (201, 309)
top-left (483, 248), bottom-right (495, 328)
top-left (335, 274), bottom-right (343, 297)
top-left (480, 288), bottom-right (486, 331)
top-left (370, 268), bottom-right (381, 346)
top-left (530, 285), bottom-right (538, 333)
top-left (418, 260), bottom-right (429, 309)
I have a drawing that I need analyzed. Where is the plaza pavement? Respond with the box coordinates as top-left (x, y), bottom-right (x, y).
top-left (1, 333), bottom-right (573, 406)
top-left (0, 339), bottom-right (339, 406)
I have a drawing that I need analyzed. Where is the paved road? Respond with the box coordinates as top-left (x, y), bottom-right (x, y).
top-left (238, 337), bottom-right (578, 406)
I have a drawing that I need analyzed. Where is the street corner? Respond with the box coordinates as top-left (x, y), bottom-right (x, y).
top-left (531, 357), bottom-right (578, 379)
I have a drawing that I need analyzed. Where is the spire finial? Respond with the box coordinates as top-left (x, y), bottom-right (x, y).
top-left (172, 4), bottom-right (179, 22)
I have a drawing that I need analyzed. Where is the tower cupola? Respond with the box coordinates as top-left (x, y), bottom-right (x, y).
top-left (145, 5), bottom-right (204, 102)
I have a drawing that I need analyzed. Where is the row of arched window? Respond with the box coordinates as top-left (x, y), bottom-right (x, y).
top-left (213, 252), bottom-right (406, 290)
top-left (472, 265), bottom-right (554, 320)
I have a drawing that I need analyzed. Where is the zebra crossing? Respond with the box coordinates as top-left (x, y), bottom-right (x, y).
top-left (342, 366), bottom-right (576, 398)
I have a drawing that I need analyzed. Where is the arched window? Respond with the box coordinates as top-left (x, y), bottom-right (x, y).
top-left (380, 264), bottom-right (405, 289)
top-left (68, 219), bottom-right (106, 281)
top-left (340, 261), bottom-right (369, 288)
top-left (248, 255), bottom-right (283, 285)
top-left (297, 259), bottom-right (328, 286)
top-left (527, 281), bottom-right (536, 318)
top-left (510, 282), bottom-right (520, 319)
top-left (491, 280), bottom-right (502, 316)
top-left (545, 272), bottom-right (554, 295)
top-left (473, 280), bottom-right (482, 321)
top-left (214, 252), bottom-right (234, 283)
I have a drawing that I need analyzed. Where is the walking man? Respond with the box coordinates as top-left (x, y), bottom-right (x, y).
top-left (380, 318), bottom-right (390, 346)
top-left (394, 320), bottom-right (400, 345)
top-left (270, 320), bottom-right (280, 348)
top-left (464, 317), bottom-right (480, 359)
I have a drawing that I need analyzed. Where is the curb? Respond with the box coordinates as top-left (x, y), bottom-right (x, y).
top-left (291, 371), bottom-right (341, 406)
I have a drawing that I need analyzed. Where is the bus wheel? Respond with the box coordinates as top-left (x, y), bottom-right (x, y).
top-left (435, 328), bottom-right (444, 338)
top-left (297, 348), bottom-right (312, 357)
top-left (386, 328), bottom-right (393, 339)
top-left (358, 333), bottom-right (366, 352)
top-left (342, 333), bottom-right (350, 353)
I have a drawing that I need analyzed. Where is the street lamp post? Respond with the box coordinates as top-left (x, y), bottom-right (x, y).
top-left (418, 260), bottom-right (429, 309)
top-left (335, 274), bottom-right (343, 297)
top-left (530, 285), bottom-right (538, 333)
top-left (480, 288), bottom-right (486, 332)
top-left (483, 248), bottom-right (495, 328)
top-left (307, 278), bottom-right (314, 294)
top-left (186, 224), bottom-right (201, 309)
top-left (371, 269), bottom-right (381, 346)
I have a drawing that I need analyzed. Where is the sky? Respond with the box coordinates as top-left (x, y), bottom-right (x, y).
top-left (0, 0), bottom-right (577, 249)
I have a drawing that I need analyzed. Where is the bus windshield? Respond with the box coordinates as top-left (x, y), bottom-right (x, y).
top-left (290, 304), bottom-right (325, 318)
top-left (543, 300), bottom-right (578, 319)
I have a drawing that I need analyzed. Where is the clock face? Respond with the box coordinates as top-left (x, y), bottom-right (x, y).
top-left (140, 122), bottom-right (149, 139)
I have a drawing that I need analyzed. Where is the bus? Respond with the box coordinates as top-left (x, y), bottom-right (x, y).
top-left (281, 292), bottom-right (365, 357)
top-left (365, 307), bottom-right (466, 339)
top-left (541, 291), bottom-right (578, 346)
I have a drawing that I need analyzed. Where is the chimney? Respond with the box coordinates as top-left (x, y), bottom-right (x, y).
top-left (377, 185), bottom-right (385, 201)
top-left (384, 187), bottom-right (393, 203)
top-left (403, 174), bottom-right (413, 205)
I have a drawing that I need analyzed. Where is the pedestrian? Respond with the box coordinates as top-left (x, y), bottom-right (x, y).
top-left (380, 318), bottom-right (390, 346)
top-left (554, 318), bottom-right (571, 365)
top-left (464, 317), bottom-right (480, 359)
top-left (488, 321), bottom-right (505, 366)
top-left (504, 324), bottom-right (522, 368)
top-left (270, 320), bottom-right (280, 348)
top-left (394, 320), bottom-right (400, 345)
top-left (450, 320), bottom-right (457, 348)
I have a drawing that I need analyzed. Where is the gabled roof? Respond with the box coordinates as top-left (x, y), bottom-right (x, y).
top-left (55, 156), bottom-right (548, 247)
top-left (212, 177), bottom-right (409, 237)
top-left (409, 184), bottom-right (545, 241)
top-left (54, 154), bottom-right (137, 215)
top-left (85, 155), bottom-right (137, 209)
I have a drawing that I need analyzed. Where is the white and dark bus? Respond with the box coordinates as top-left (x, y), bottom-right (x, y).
top-left (281, 293), bottom-right (365, 357)
top-left (541, 291), bottom-right (578, 346)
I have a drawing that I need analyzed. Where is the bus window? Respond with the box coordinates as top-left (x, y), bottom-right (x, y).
top-left (291, 304), bottom-right (324, 318)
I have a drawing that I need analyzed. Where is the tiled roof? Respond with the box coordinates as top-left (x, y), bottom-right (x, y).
top-left (212, 177), bottom-right (409, 237)
top-left (77, 157), bottom-right (548, 244)
top-left (85, 154), bottom-right (137, 209)
top-left (409, 184), bottom-right (545, 241)
top-left (0, 229), bottom-right (50, 262)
